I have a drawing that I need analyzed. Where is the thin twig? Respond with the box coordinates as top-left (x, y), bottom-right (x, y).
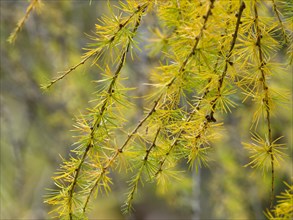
top-left (271, 0), bottom-right (288, 44)
top-left (43, 3), bottom-right (148, 90)
top-left (8, 0), bottom-right (41, 43)
top-left (43, 49), bottom-right (100, 89)
top-left (124, 127), bottom-right (161, 212)
top-left (67, 46), bottom-right (126, 219)
top-left (253, 0), bottom-right (274, 207)
top-left (209, 1), bottom-right (246, 120)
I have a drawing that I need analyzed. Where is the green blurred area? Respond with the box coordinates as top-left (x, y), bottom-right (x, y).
top-left (0, 1), bottom-right (292, 219)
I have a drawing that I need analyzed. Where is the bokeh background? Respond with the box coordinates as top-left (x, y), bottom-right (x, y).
top-left (1, 1), bottom-right (292, 219)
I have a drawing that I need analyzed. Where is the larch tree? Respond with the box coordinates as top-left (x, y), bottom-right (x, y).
top-left (8, 0), bottom-right (292, 219)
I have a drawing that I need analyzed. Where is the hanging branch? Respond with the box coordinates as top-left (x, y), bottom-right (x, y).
top-left (253, 1), bottom-right (274, 207)
top-left (8, 0), bottom-right (42, 44)
top-left (42, 49), bottom-right (101, 89)
top-left (42, 2), bottom-right (149, 89)
top-left (80, 8), bottom-right (149, 213)
top-left (154, 0), bottom-right (217, 176)
top-left (123, 127), bottom-right (161, 213)
top-left (241, 0), bottom-right (287, 210)
top-left (68, 43), bottom-right (130, 220)
top-left (208, 1), bottom-right (246, 121)
top-left (82, 88), bottom-right (159, 213)
top-left (45, 2), bottom-right (150, 219)
top-left (271, 0), bottom-right (289, 44)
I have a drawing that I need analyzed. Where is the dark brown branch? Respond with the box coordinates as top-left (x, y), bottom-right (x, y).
top-left (253, 1), bottom-right (274, 207)
top-left (180, 0), bottom-right (216, 73)
top-left (209, 1), bottom-right (245, 120)
top-left (80, 9), bottom-right (147, 213)
top-left (68, 45), bottom-right (127, 220)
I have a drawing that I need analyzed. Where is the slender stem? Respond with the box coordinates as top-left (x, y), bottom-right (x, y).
top-left (43, 49), bottom-right (101, 89)
top-left (68, 44), bottom-right (127, 220)
top-left (270, 153), bottom-right (275, 208)
top-left (120, 100), bottom-right (160, 152)
top-left (179, 0), bottom-right (215, 73)
top-left (125, 127), bottom-right (161, 212)
top-left (80, 45), bottom-right (131, 214)
top-left (209, 1), bottom-right (245, 120)
top-left (253, 1), bottom-right (274, 207)
top-left (271, 0), bottom-right (288, 44)
top-left (69, 8), bottom-right (145, 215)
top-left (8, 0), bottom-right (40, 43)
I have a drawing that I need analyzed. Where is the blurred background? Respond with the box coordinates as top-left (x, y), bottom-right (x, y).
top-left (0, 1), bottom-right (292, 219)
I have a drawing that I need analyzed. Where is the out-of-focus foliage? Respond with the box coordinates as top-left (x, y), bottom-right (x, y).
top-left (1, 0), bottom-right (292, 220)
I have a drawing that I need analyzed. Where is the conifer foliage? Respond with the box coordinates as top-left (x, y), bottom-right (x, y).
top-left (9, 0), bottom-right (292, 219)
